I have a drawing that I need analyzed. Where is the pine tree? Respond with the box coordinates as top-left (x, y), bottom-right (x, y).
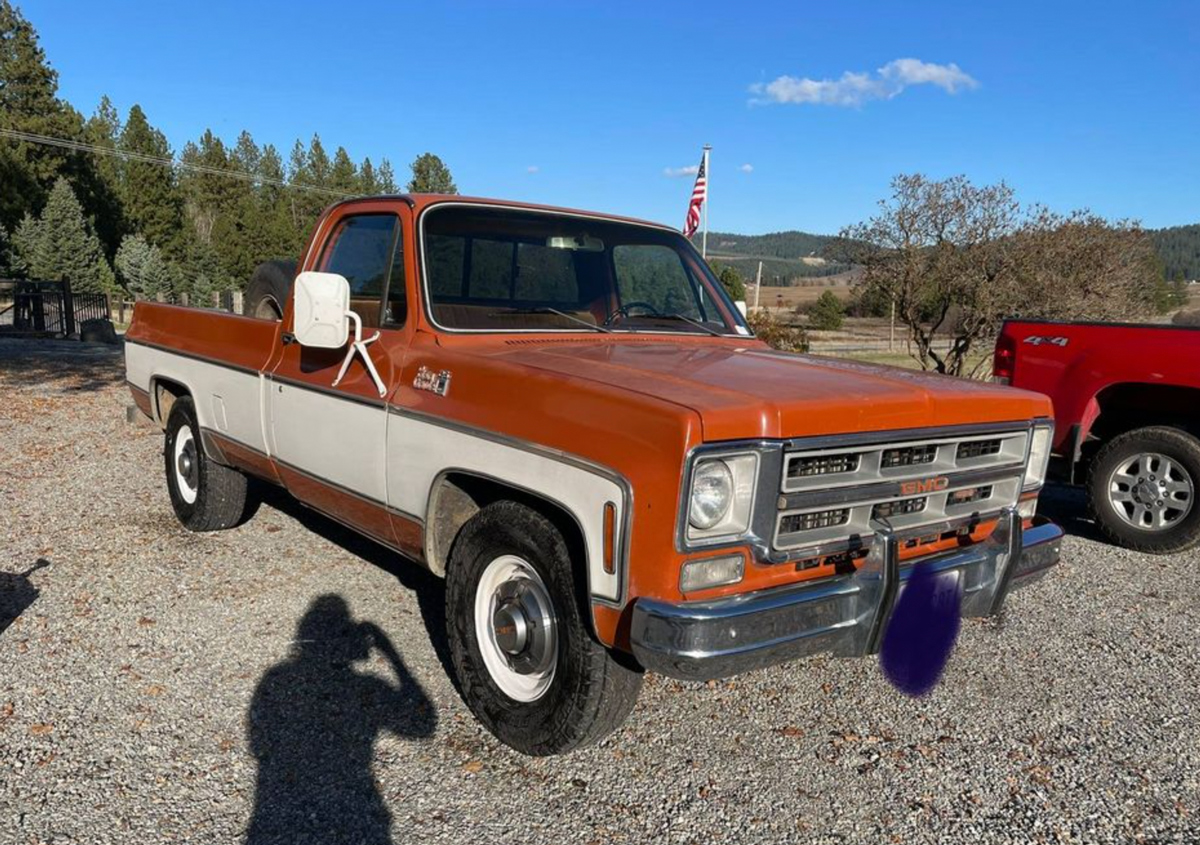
top-left (330, 146), bottom-right (358, 194)
top-left (115, 233), bottom-right (177, 299)
top-left (11, 177), bottom-right (115, 293)
top-left (406, 152), bottom-right (457, 194)
top-left (359, 157), bottom-right (379, 195)
top-left (0, 0), bottom-right (81, 229)
top-left (81, 95), bottom-right (126, 254)
top-left (119, 104), bottom-right (182, 256)
top-left (377, 158), bottom-right (398, 193)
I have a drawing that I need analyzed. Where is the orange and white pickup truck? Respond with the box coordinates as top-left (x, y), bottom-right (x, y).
top-left (125, 194), bottom-right (1063, 755)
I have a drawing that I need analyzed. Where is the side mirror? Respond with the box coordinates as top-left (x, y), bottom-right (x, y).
top-left (292, 271), bottom-right (351, 348)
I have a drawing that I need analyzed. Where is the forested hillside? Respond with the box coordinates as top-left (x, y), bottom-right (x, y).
top-left (1152, 224), bottom-right (1200, 280)
top-left (695, 230), bottom-right (850, 283)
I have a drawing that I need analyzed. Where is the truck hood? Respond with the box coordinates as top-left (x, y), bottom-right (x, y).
top-left (493, 339), bottom-right (1051, 441)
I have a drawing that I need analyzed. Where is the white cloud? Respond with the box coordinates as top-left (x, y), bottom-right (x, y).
top-left (739, 163), bottom-right (754, 173)
top-left (663, 164), bottom-right (700, 177)
top-left (750, 58), bottom-right (977, 107)
top-left (526, 165), bottom-right (539, 174)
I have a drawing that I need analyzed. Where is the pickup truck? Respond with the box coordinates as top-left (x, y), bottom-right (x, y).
top-left (995, 319), bottom-right (1200, 554)
top-left (125, 194), bottom-right (1063, 755)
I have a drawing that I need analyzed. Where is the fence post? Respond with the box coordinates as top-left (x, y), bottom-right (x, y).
top-left (232, 291), bottom-right (244, 315)
top-left (63, 279), bottom-right (76, 338)
top-left (180, 292), bottom-right (189, 308)
top-left (156, 292), bottom-right (165, 303)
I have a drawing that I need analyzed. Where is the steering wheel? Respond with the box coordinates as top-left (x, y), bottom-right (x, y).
top-left (604, 300), bottom-right (662, 326)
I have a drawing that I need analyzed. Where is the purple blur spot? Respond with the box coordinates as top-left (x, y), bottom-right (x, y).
top-left (879, 564), bottom-right (962, 697)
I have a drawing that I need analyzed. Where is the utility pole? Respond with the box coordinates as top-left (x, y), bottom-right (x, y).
top-left (701, 144), bottom-right (711, 260)
top-left (754, 261), bottom-right (762, 311)
top-left (889, 297), bottom-right (896, 352)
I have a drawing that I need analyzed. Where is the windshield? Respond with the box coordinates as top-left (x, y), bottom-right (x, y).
top-left (421, 205), bottom-right (749, 335)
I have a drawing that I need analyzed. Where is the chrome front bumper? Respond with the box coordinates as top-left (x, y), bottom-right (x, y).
top-left (630, 509), bottom-right (1063, 681)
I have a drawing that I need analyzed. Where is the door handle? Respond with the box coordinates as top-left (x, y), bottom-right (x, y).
top-left (281, 332), bottom-right (296, 345)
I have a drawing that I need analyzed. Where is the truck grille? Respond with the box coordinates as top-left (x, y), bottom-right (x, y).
top-left (775, 426), bottom-right (1030, 554)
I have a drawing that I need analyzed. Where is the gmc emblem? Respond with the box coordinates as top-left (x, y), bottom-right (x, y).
top-left (900, 477), bottom-right (950, 495)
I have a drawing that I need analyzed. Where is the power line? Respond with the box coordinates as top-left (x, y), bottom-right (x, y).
top-left (0, 127), bottom-right (355, 199)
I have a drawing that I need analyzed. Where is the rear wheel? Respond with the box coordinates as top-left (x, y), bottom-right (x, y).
top-left (445, 501), bottom-right (642, 756)
top-left (1087, 425), bottom-right (1200, 554)
top-left (164, 396), bottom-right (250, 531)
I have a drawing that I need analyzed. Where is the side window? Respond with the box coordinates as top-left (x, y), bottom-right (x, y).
top-left (318, 214), bottom-right (401, 328)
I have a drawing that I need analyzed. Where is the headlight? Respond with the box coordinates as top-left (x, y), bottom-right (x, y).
top-left (689, 460), bottom-right (733, 529)
top-left (687, 454), bottom-right (759, 541)
top-left (1024, 424), bottom-right (1054, 490)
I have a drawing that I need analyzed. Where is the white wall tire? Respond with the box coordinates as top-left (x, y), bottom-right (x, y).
top-left (164, 396), bottom-right (251, 532)
top-left (472, 555), bottom-right (557, 703)
top-left (172, 424), bottom-right (199, 505)
top-left (446, 500), bottom-right (643, 756)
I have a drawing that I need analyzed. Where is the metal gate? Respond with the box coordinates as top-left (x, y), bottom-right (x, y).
top-left (0, 279), bottom-right (109, 339)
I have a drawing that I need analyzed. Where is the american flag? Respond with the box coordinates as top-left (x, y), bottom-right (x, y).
top-left (682, 150), bottom-right (708, 238)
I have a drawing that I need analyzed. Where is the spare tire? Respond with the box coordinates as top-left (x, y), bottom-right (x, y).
top-left (243, 259), bottom-right (297, 321)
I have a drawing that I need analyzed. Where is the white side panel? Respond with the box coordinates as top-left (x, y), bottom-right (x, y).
top-left (386, 414), bottom-right (625, 602)
top-left (125, 343), bottom-right (266, 452)
top-left (270, 382), bottom-right (388, 503)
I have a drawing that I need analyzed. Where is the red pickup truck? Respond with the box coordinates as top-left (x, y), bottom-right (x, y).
top-left (125, 194), bottom-right (1063, 755)
top-left (995, 319), bottom-right (1200, 553)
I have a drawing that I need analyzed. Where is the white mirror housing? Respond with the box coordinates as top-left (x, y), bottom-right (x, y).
top-left (292, 271), bottom-right (351, 348)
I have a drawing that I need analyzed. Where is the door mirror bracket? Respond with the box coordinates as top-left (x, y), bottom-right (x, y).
top-left (292, 271), bottom-right (387, 397)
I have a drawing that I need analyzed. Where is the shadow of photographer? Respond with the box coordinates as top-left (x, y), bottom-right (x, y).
top-left (0, 558), bottom-right (50, 638)
top-left (245, 594), bottom-right (437, 845)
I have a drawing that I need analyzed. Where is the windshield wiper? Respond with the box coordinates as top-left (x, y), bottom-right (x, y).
top-left (488, 307), bottom-right (612, 333)
top-left (645, 313), bottom-right (726, 337)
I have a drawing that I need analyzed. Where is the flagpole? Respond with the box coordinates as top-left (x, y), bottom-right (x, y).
top-left (701, 144), bottom-right (711, 259)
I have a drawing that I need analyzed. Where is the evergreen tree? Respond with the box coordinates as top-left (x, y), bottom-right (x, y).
top-left (808, 290), bottom-right (846, 330)
top-left (81, 95), bottom-right (126, 254)
top-left (115, 233), bottom-right (177, 299)
top-left (359, 157), bottom-right (379, 195)
top-left (406, 152), bottom-right (457, 194)
top-left (377, 158), bottom-right (398, 193)
top-left (119, 104), bottom-right (182, 255)
top-left (330, 146), bottom-right (358, 194)
top-left (11, 177), bottom-right (115, 293)
top-left (0, 0), bottom-right (81, 229)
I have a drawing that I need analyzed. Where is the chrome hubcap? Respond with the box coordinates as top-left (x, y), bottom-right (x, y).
top-left (1108, 452), bottom-right (1194, 530)
top-left (474, 556), bottom-right (557, 702)
top-left (173, 424), bottom-right (199, 505)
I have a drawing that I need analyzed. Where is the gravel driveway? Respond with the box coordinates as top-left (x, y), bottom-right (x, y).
top-left (2, 339), bottom-right (1197, 845)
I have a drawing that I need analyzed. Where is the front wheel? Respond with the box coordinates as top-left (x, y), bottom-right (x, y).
top-left (1087, 425), bottom-right (1200, 554)
top-left (445, 501), bottom-right (642, 755)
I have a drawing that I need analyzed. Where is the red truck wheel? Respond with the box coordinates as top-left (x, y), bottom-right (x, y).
top-left (445, 500), bottom-right (642, 755)
top-left (164, 397), bottom-right (251, 531)
top-left (1087, 426), bottom-right (1200, 554)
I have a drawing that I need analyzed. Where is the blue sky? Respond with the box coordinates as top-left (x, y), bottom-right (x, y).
top-left (23, 0), bottom-right (1200, 234)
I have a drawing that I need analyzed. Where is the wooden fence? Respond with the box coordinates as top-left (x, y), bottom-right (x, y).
top-left (111, 290), bottom-right (244, 324)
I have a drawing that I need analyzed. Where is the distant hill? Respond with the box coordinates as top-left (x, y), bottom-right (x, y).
top-left (691, 230), bottom-right (849, 284)
top-left (1151, 224), bottom-right (1200, 280)
top-left (697, 224), bottom-right (1200, 286)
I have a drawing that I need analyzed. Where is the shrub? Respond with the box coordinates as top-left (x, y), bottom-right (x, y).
top-left (747, 309), bottom-right (809, 352)
top-left (808, 290), bottom-right (846, 331)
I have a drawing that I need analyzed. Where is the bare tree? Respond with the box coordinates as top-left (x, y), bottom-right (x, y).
top-left (838, 174), bottom-right (1158, 377)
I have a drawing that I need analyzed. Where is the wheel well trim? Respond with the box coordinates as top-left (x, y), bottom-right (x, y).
top-left (424, 463), bottom-right (632, 618)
